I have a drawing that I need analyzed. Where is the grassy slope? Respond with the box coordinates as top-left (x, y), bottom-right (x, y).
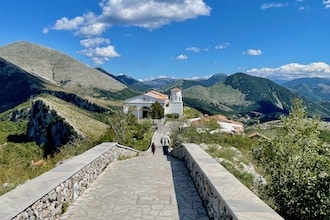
top-left (36, 95), bottom-right (109, 140)
top-left (0, 96), bottom-right (110, 195)
top-left (183, 82), bottom-right (253, 114)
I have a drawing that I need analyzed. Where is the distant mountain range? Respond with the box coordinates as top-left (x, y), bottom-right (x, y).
top-left (0, 41), bottom-right (329, 120)
top-left (282, 77), bottom-right (330, 102)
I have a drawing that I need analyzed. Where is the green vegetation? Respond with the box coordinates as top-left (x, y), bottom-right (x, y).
top-left (172, 101), bottom-right (330, 220)
top-left (183, 106), bottom-right (202, 118)
top-left (61, 201), bottom-right (69, 213)
top-left (183, 82), bottom-right (252, 115)
top-left (149, 101), bottom-right (164, 119)
top-left (94, 88), bottom-right (140, 100)
top-left (255, 99), bottom-right (330, 220)
top-left (170, 118), bottom-right (258, 189)
top-left (0, 100), bottom-right (153, 196)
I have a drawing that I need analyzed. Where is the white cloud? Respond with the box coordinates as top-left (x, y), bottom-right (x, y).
top-left (80, 45), bottom-right (120, 65)
top-left (261, 2), bottom-right (289, 10)
top-left (50, 0), bottom-right (211, 35)
top-left (42, 27), bottom-right (49, 34)
top-left (247, 62), bottom-right (330, 80)
top-left (215, 43), bottom-right (230, 50)
top-left (79, 37), bottom-right (119, 64)
top-left (80, 37), bottom-right (110, 48)
top-left (175, 54), bottom-right (188, 60)
top-left (94, 45), bottom-right (119, 57)
top-left (99, 0), bottom-right (211, 30)
top-left (186, 47), bottom-right (200, 52)
top-left (323, 0), bottom-right (330, 8)
top-left (53, 16), bottom-right (84, 31)
top-left (48, 0), bottom-right (211, 65)
top-left (243, 49), bottom-right (262, 56)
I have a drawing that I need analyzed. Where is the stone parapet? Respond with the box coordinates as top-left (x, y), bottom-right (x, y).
top-left (0, 142), bottom-right (141, 220)
top-left (171, 143), bottom-right (284, 220)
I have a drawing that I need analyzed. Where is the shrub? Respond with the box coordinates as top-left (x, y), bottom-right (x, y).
top-left (256, 99), bottom-right (330, 220)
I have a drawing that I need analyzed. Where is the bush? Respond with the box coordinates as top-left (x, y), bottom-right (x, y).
top-left (256, 99), bottom-right (330, 220)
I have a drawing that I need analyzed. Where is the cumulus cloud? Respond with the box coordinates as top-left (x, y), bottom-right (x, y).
top-left (215, 43), bottom-right (230, 50)
top-left (247, 62), bottom-right (330, 80)
top-left (243, 49), bottom-right (263, 56)
top-left (186, 47), bottom-right (200, 52)
top-left (79, 37), bottom-right (120, 64)
top-left (49, 0), bottom-right (211, 35)
top-left (261, 2), bottom-right (289, 10)
top-left (98, 0), bottom-right (211, 30)
top-left (53, 16), bottom-right (85, 31)
top-left (47, 0), bottom-right (211, 64)
top-left (324, 0), bottom-right (330, 8)
top-left (80, 37), bottom-right (110, 48)
top-left (175, 54), bottom-right (188, 60)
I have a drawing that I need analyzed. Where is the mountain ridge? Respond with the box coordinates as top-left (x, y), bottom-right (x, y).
top-left (0, 41), bottom-right (126, 95)
top-left (283, 77), bottom-right (330, 102)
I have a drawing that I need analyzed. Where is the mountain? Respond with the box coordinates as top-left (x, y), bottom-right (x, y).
top-left (95, 67), bottom-right (149, 92)
top-left (0, 41), bottom-right (126, 96)
top-left (223, 73), bottom-right (294, 114)
top-left (142, 77), bottom-right (177, 88)
top-left (201, 73), bottom-right (228, 87)
top-left (0, 41), bottom-right (120, 153)
top-left (282, 77), bottom-right (330, 102)
top-left (0, 57), bottom-right (46, 112)
top-left (160, 73), bottom-right (228, 91)
top-left (183, 73), bottom-right (330, 120)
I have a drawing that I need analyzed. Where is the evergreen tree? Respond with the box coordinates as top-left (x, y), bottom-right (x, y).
top-left (149, 101), bottom-right (164, 119)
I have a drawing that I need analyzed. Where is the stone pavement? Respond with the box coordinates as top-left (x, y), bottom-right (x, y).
top-left (60, 123), bottom-right (209, 220)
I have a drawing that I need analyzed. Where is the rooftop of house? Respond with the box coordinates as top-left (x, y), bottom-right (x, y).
top-left (190, 114), bottom-right (244, 134)
top-left (145, 90), bottom-right (168, 101)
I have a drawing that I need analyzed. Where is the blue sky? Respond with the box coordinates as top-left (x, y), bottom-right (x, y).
top-left (1, 0), bottom-right (330, 81)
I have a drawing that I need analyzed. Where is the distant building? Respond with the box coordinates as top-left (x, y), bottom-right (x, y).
top-left (247, 132), bottom-right (271, 141)
top-left (166, 88), bottom-right (183, 116)
top-left (190, 114), bottom-right (244, 134)
top-left (124, 88), bottom-right (183, 119)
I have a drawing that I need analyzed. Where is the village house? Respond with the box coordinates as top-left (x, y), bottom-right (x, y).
top-left (189, 114), bottom-right (244, 134)
top-left (124, 88), bottom-right (183, 120)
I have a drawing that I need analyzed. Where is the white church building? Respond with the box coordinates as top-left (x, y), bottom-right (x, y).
top-left (124, 88), bottom-right (183, 120)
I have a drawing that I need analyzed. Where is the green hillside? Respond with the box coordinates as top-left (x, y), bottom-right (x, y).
top-left (182, 73), bottom-right (330, 119)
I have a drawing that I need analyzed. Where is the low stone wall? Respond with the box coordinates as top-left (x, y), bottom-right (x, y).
top-left (171, 143), bottom-right (284, 220)
top-left (0, 142), bottom-right (142, 220)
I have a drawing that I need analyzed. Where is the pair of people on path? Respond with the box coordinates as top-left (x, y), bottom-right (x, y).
top-left (160, 133), bottom-right (171, 156)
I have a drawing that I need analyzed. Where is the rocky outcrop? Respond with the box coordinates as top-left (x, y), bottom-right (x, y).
top-left (27, 100), bottom-right (78, 154)
top-left (8, 107), bottom-right (31, 122)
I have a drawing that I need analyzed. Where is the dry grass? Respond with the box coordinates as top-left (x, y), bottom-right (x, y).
top-left (36, 95), bottom-right (109, 140)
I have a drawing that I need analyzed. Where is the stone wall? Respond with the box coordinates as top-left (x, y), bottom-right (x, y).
top-left (0, 142), bottom-right (142, 220)
top-left (171, 143), bottom-right (284, 220)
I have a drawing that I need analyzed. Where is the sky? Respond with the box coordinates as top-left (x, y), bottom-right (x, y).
top-left (1, 0), bottom-right (330, 81)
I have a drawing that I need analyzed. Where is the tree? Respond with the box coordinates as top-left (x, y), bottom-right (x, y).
top-left (108, 111), bottom-right (136, 144)
top-left (257, 99), bottom-right (330, 219)
top-left (149, 101), bottom-right (164, 119)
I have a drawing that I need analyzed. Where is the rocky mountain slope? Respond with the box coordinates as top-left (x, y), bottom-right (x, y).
top-left (0, 57), bottom-right (45, 112)
top-left (0, 41), bottom-right (126, 96)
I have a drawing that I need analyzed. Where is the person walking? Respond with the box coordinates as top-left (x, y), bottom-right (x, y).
top-left (151, 142), bottom-right (156, 155)
top-left (160, 133), bottom-right (171, 156)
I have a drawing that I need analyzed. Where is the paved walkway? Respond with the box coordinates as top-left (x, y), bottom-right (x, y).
top-left (60, 123), bottom-right (209, 220)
